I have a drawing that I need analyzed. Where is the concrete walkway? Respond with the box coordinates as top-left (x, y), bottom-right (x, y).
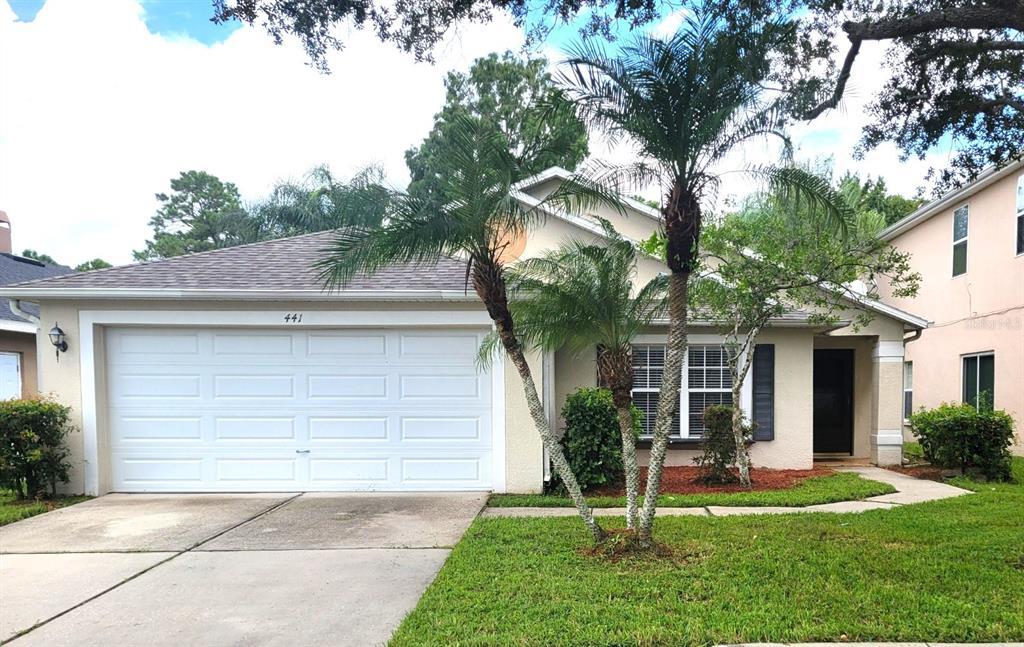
top-left (0, 492), bottom-right (487, 646)
top-left (481, 467), bottom-right (971, 518)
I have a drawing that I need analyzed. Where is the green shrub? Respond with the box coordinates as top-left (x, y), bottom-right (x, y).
top-left (910, 402), bottom-right (1016, 481)
top-left (693, 405), bottom-right (742, 485)
top-left (555, 388), bottom-right (641, 492)
top-left (0, 397), bottom-right (74, 498)
top-left (903, 441), bottom-right (925, 464)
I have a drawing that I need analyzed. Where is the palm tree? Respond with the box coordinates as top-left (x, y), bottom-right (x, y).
top-left (314, 117), bottom-right (618, 543)
top-left (253, 165), bottom-right (390, 238)
top-left (502, 222), bottom-right (667, 529)
top-left (560, 11), bottom-right (848, 545)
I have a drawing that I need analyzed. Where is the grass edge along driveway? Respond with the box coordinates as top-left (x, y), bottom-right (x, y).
top-left (392, 459), bottom-right (1024, 646)
top-left (0, 490), bottom-right (91, 526)
top-left (487, 472), bottom-right (896, 508)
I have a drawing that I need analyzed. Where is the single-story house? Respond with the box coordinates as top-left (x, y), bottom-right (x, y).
top-left (0, 169), bottom-right (929, 495)
top-left (1, 210), bottom-right (74, 399)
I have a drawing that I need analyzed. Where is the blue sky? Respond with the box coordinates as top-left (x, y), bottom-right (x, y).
top-left (9, 0), bottom-right (239, 43)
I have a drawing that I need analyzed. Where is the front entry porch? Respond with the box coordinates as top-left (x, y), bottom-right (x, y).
top-left (813, 335), bottom-right (905, 466)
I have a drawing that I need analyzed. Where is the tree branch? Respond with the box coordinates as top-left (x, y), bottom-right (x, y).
top-left (843, 5), bottom-right (1024, 41)
top-left (802, 2), bottom-right (1024, 120)
top-left (801, 38), bottom-right (862, 119)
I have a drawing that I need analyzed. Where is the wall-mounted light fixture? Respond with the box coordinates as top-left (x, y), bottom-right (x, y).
top-left (48, 323), bottom-right (68, 361)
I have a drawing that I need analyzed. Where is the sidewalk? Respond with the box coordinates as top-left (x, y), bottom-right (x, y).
top-left (481, 467), bottom-right (971, 518)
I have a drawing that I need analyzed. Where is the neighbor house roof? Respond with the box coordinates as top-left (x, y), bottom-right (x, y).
top-left (0, 231), bottom-right (475, 301)
top-left (0, 253), bottom-right (74, 328)
top-left (880, 158), bottom-right (1024, 241)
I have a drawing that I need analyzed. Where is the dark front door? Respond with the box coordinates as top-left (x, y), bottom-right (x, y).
top-left (813, 349), bottom-right (854, 454)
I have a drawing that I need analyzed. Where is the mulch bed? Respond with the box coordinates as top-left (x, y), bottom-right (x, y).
top-left (886, 465), bottom-right (951, 481)
top-left (586, 465), bottom-right (835, 496)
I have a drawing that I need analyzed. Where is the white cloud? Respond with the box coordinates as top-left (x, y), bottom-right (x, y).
top-left (0, 0), bottom-right (524, 265)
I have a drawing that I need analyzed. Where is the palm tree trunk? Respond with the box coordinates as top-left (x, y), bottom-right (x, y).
top-left (637, 273), bottom-right (688, 545)
top-left (472, 259), bottom-right (605, 543)
top-left (599, 348), bottom-right (640, 530)
top-left (501, 335), bottom-right (605, 543)
top-left (614, 401), bottom-right (640, 529)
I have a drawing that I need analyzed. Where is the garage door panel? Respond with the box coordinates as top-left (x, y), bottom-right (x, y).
top-left (216, 458), bottom-right (298, 482)
top-left (114, 332), bottom-right (201, 357)
top-left (116, 457), bottom-right (204, 486)
top-left (307, 333), bottom-right (388, 357)
top-left (113, 374), bottom-right (202, 399)
top-left (400, 417), bottom-right (481, 441)
top-left (105, 327), bottom-right (494, 491)
top-left (115, 416), bottom-right (203, 442)
top-left (307, 374), bottom-right (389, 399)
top-left (400, 374), bottom-right (481, 399)
top-left (309, 457), bottom-right (390, 484)
top-left (401, 458), bottom-right (483, 484)
top-left (213, 333), bottom-right (295, 356)
top-left (308, 416), bottom-right (389, 441)
top-left (214, 417), bottom-right (296, 441)
top-left (213, 374), bottom-right (295, 399)
top-left (399, 333), bottom-right (480, 359)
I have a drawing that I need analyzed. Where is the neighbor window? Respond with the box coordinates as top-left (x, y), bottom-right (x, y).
top-left (631, 345), bottom-right (679, 437)
top-left (686, 345), bottom-right (733, 437)
top-left (962, 352), bottom-right (995, 411)
top-left (952, 205), bottom-right (968, 276)
top-left (1016, 175), bottom-right (1023, 256)
top-left (903, 361), bottom-right (913, 419)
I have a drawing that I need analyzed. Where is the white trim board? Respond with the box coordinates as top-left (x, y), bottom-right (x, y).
top-left (0, 319), bottom-right (37, 334)
top-left (77, 309), bottom-right (505, 495)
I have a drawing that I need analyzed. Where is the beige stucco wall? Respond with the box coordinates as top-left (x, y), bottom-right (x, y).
top-left (522, 177), bottom-right (663, 246)
top-left (880, 170), bottom-right (1024, 452)
top-left (518, 214), bottom-right (666, 288)
top-left (33, 298), bottom-right (547, 494)
top-left (504, 348), bottom-right (546, 493)
top-left (0, 330), bottom-right (40, 398)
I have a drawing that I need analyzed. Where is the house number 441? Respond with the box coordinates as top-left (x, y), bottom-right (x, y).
top-left (284, 313), bottom-right (304, 323)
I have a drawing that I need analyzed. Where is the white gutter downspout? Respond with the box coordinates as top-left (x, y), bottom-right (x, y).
top-left (8, 299), bottom-right (40, 326)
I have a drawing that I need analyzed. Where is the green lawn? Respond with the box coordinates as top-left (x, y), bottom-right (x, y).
top-left (392, 459), bottom-right (1024, 646)
top-left (0, 490), bottom-right (91, 526)
top-left (488, 472), bottom-right (895, 508)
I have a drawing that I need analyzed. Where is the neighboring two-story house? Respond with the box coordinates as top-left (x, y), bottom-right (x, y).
top-left (878, 160), bottom-right (1024, 452)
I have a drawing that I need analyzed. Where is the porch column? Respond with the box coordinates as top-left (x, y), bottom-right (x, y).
top-left (871, 340), bottom-right (905, 466)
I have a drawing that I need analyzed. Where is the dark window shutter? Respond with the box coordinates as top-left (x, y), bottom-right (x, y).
top-left (752, 344), bottom-right (775, 441)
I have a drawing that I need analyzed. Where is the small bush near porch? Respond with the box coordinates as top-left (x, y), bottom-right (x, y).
top-left (392, 459), bottom-right (1024, 646)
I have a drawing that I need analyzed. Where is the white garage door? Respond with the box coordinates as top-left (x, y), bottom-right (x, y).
top-left (105, 327), bottom-right (495, 492)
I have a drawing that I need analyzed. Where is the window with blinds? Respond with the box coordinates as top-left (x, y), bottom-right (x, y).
top-left (631, 344), bottom-right (679, 437)
top-left (686, 345), bottom-right (733, 436)
top-left (631, 343), bottom-right (734, 438)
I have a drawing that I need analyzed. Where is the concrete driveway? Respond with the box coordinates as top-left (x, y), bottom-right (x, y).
top-left (0, 492), bottom-right (486, 646)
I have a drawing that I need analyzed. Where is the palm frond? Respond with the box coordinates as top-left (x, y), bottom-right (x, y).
top-left (749, 165), bottom-right (856, 237)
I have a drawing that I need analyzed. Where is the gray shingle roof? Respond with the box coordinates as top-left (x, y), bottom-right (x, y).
top-left (0, 254), bottom-right (74, 322)
top-left (6, 231), bottom-right (470, 293)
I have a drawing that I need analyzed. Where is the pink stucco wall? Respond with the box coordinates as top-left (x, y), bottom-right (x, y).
top-left (880, 170), bottom-right (1024, 453)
